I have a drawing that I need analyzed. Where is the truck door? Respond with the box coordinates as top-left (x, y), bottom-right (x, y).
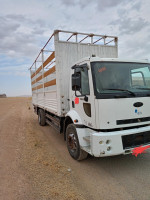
top-left (71, 63), bottom-right (95, 128)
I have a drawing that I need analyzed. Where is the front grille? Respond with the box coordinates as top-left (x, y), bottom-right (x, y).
top-left (117, 117), bottom-right (150, 125)
top-left (122, 131), bottom-right (150, 149)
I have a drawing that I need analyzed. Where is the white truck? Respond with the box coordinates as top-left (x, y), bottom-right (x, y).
top-left (30, 30), bottom-right (150, 160)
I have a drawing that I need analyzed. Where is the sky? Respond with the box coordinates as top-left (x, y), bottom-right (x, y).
top-left (0, 0), bottom-right (150, 96)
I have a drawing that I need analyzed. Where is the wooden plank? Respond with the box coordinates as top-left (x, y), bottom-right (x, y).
top-left (31, 74), bottom-right (42, 85)
top-left (32, 87), bottom-right (37, 91)
top-left (35, 66), bottom-right (42, 76)
top-left (44, 66), bottom-right (56, 78)
top-left (32, 84), bottom-right (43, 91)
top-left (32, 78), bottom-right (56, 91)
top-left (44, 79), bottom-right (56, 88)
top-left (36, 74), bottom-right (42, 82)
top-left (31, 73), bottom-right (35, 79)
top-left (32, 80), bottom-right (36, 85)
top-left (31, 66), bottom-right (56, 85)
top-left (37, 84), bottom-right (43, 90)
top-left (43, 52), bottom-right (55, 68)
top-left (31, 52), bottom-right (55, 79)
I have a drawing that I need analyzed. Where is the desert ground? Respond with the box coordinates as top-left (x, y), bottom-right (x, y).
top-left (0, 97), bottom-right (150, 200)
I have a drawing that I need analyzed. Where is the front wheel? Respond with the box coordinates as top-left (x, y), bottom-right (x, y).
top-left (66, 124), bottom-right (88, 161)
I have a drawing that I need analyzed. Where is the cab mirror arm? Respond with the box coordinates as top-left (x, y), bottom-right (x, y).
top-left (84, 95), bottom-right (88, 102)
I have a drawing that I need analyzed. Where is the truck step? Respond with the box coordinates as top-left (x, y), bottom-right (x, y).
top-left (83, 136), bottom-right (90, 142)
top-left (46, 113), bottom-right (60, 124)
top-left (46, 119), bottom-right (60, 132)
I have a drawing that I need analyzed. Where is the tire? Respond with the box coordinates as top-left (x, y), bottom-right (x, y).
top-left (38, 109), bottom-right (46, 126)
top-left (66, 124), bottom-right (88, 161)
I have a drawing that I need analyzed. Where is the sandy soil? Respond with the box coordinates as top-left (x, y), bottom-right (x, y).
top-left (0, 97), bottom-right (150, 200)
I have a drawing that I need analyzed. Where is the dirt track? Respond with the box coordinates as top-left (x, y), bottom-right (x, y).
top-left (0, 97), bottom-right (150, 200)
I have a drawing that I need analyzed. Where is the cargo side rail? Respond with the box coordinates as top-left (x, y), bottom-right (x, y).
top-left (29, 30), bottom-right (118, 92)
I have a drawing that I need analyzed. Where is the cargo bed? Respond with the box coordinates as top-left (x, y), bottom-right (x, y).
top-left (30, 30), bottom-right (118, 116)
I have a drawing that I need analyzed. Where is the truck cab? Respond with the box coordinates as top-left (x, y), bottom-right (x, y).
top-left (68, 57), bottom-right (150, 157)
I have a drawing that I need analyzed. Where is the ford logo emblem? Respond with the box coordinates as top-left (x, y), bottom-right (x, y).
top-left (133, 102), bottom-right (143, 107)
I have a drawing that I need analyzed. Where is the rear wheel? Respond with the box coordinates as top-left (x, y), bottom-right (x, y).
top-left (66, 124), bottom-right (88, 161)
top-left (38, 109), bottom-right (46, 126)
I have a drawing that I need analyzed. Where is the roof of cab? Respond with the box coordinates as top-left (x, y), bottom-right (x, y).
top-left (72, 56), bottom-right (150, 67)
top-left (90, 57), bottom-right (150, 64)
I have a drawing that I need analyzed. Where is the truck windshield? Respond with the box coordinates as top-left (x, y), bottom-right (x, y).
top-left (91, 62), bottom-right (150, 99)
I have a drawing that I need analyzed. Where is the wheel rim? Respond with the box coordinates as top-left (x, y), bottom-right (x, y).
top-left (67, 133), bottom-right (77, 153)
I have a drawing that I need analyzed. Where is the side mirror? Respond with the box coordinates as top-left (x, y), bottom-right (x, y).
top-left (72, 73), bottom-right (81, 91)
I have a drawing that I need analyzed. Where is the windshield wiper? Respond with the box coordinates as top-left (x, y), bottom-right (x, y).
top-left (135, 87), bottom-right (150, 90)
top-left (102, 88), bottom-right (136, 96)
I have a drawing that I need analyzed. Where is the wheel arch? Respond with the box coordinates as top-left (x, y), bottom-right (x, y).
top-left (34, 105), bottom-right (40, 115)
top-left (63, 110), bottom-right (83, 140)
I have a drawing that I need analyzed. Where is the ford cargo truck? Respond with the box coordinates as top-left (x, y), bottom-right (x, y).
top-left (30, 30), bottom-right (150, 160)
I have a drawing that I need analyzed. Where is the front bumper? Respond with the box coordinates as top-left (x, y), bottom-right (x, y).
top-left (77, 125), bottom-right (150, 157)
